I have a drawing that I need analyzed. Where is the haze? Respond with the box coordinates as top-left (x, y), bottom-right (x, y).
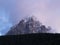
top-left (0, 0), bottom-right (60, 35)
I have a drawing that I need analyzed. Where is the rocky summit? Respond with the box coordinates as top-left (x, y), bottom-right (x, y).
top-left (6, 16), bottom-right (51, 35)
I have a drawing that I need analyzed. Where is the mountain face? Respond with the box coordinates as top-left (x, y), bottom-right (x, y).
top-left (6, 16), bottom-right (51, 35)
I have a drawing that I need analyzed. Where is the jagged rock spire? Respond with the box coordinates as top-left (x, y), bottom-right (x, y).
top-left (6, 16), bottom-right (51, 35)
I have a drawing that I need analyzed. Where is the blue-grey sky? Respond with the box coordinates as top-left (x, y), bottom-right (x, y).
top-left (0, 0), bottom-right (16, 35)
top-left (0, 0), bottom-right (60, 35)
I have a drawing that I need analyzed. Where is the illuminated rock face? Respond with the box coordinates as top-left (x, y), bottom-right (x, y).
top-left (6, 16), bottom-right (51, 35)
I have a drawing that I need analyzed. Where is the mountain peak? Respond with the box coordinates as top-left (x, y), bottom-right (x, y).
top-left (6, 16), bottom-right (51, 35)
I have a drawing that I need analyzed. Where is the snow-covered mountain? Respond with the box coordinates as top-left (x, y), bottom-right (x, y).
top-left (6, 16), bottom-right (51, 35)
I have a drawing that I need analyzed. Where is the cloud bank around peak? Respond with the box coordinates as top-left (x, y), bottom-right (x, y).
top-left (0, 0), bottom-right (60, 34)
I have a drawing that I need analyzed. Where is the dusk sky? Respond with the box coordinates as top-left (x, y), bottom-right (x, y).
top-left (0, 0), bottom-right (60, 35)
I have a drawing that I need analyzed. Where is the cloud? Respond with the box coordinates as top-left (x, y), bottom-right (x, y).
top-left (0, 33), bottom-right (2, 36)
top-left (15, 0), bottom-right (60, 33)
top-left (0, 7), bottom-right (13, 35)
top-left (0, 0), bottom-right (60, 34)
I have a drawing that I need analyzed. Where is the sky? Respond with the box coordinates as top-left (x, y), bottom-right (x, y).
top-left (0, 0), bottom-right (60, 35)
